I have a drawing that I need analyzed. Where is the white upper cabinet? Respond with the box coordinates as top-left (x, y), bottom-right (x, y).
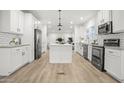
top-left (112, 10), bottom-right (124, 33)
top-left (97, 10), bottom-right (112, 25)
top-left (18, 11), bottom-right (24, 34)
top-left (102, 10), bottom-right (112, 23)
top-left (0, 10), bottom-right (24, 34)
top-left (97, 11), bottom-right (103, 25)
top-left (10, 10), bottom-right (19, 33)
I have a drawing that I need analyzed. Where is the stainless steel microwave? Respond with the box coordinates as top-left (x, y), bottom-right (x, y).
top-left (98, 21), bottom-right (112, 34)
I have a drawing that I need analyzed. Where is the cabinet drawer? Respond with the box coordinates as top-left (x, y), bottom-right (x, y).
top-left (105, 48), bottom-right (121, 56)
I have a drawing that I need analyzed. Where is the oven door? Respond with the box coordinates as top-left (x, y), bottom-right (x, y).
top-left (92, 46), bottom-right (104, 71)
top-left (92, 47), bottom-right (102, 59)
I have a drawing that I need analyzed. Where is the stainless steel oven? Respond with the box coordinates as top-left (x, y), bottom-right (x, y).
top-left (98, 21), bottom-right (112, 34)
top-left (92, 45), bottom-right (104, 71)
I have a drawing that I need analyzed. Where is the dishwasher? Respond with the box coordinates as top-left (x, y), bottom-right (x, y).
top-left (83, 44), bottom-right (88, 59)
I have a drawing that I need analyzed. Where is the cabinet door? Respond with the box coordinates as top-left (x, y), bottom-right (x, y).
top-left (0, 10), bottom-right (10, 32)
top-left (88, 45), bottom-right (92, 61)
top-left (105, 49), bottom-right (122, 79)
top-left (11, 48), bottom-right (22, 72)
top-left (97, 11), bottom-right (103, 25)
top-left (105, 50), bottom-right (112, 72)
top-left (102, 10), bottom-right (111, 23)
top-left (111, 54), bottom-right (122, 79)
top-left (18, 11), bottom-right (24, 34)
top-left (22, 46), bottom-right (29, 65)
top-left (112, 10), bottom-right (124, 33)
top-left (10, 10), bottom-right (19, 33)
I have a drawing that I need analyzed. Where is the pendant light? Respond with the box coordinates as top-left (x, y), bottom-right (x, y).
top-left (57, 10), bottom-right (62, 31)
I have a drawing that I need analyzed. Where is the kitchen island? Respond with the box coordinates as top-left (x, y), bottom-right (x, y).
top-left (49, 44), bottom-right (72, 63)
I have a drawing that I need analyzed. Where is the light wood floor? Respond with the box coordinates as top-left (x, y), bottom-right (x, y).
top-left (0, 52), bottom-right (118, 83)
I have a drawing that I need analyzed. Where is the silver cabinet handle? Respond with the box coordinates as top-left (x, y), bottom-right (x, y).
top-left (16, 49), bottom-right (20, 51)
top-left (109, 51), bottom-right (113, 53)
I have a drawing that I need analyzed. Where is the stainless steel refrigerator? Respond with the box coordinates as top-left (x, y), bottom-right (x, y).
top-left (34, 29), bottom-right (42, 59)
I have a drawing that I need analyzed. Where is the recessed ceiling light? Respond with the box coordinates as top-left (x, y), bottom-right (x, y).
top-left (48, 21), bottom-right (51, 24)
top-left (80, 17), bottom-right (83, 21)
top-left (37, 21), bottom-right (40, 24)
top-left (70, 21), bottom-right (73, 24)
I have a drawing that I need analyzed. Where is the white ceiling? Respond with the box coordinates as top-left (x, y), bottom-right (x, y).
top-left (24, 10), bottom-right (98, 33)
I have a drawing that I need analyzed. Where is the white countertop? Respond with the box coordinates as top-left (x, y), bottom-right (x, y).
top-left (105, 46), bottom-right (124, 50)
top-left (0, 44), bottom-right (30, 48)
top-left (50, 43), bottom-right (72, 46)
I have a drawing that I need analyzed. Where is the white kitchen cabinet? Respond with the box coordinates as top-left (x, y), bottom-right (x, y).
top-left (0, 46), bottom-right (30, 76)
top-left (105, 48), bottom-right (124, 82)
top-left (0, 48), bottom-right (11, 75)
top-left (22, 46), bottom-right (30, 65)
top-left (0, 47), bottom-right (22, 76)
top-left (112, 10), bottom-right (124, 33)
top-left (10, 10), bottom-right (19, 33)
top-left (88, 45), bottom-right (92, 61)
top-left (76, 43), bottom-right (83, 56)
top-left (97, 10), bottom-right (112, 25)
top-left (0, 10), bottom-right (24, 34)
top-left (18, 11), bottom-right (24, 34)
top-left (10, 47), bottom-right (23, 73)
top-left (97, 11), bottom-right (103, 25)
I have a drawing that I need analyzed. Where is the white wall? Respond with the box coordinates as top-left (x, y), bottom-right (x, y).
top-left (74, 14), bottom-right (97, 43)
top-left (0, 32), bottom-right (20, 45)
top-left (40, 24), bottom-right (48, 53)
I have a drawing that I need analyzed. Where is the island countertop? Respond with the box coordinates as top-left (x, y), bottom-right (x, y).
top-left (50, 43), bottom-right (72, 46)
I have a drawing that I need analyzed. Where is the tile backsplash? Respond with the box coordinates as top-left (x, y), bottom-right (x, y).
top-left (98, 33), bottom-right (124, 47)
top-left (0, 32), bottom-right (21, 45)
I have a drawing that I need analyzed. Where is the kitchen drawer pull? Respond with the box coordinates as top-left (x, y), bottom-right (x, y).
top-left (109, 51), bottom-right (113, 53)
top-left (16, 49), bottom-right (20, 51)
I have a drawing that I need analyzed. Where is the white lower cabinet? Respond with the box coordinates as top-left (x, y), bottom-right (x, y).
top-left (0, 46), bottom-right (30, 76)
top-left (10, 47), bottom-right (23, 73)
top-left (76, 43), bottom-right (83, 56)
top-left (88, 45), bottom-right (92, 61)
top-left (22, 46), bottom-right (30, 65)
top-left (105, 48), bottom-right (124, 82)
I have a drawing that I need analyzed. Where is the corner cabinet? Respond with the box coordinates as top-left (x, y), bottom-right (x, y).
top-left (97, 10), bottom-right (112, 25)
top-left (105, 48), bottom-right (124, 82)
top-left (112, 10), bottom-right (124, 33)
top-left (0, 10), bottom-right (24, 34)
